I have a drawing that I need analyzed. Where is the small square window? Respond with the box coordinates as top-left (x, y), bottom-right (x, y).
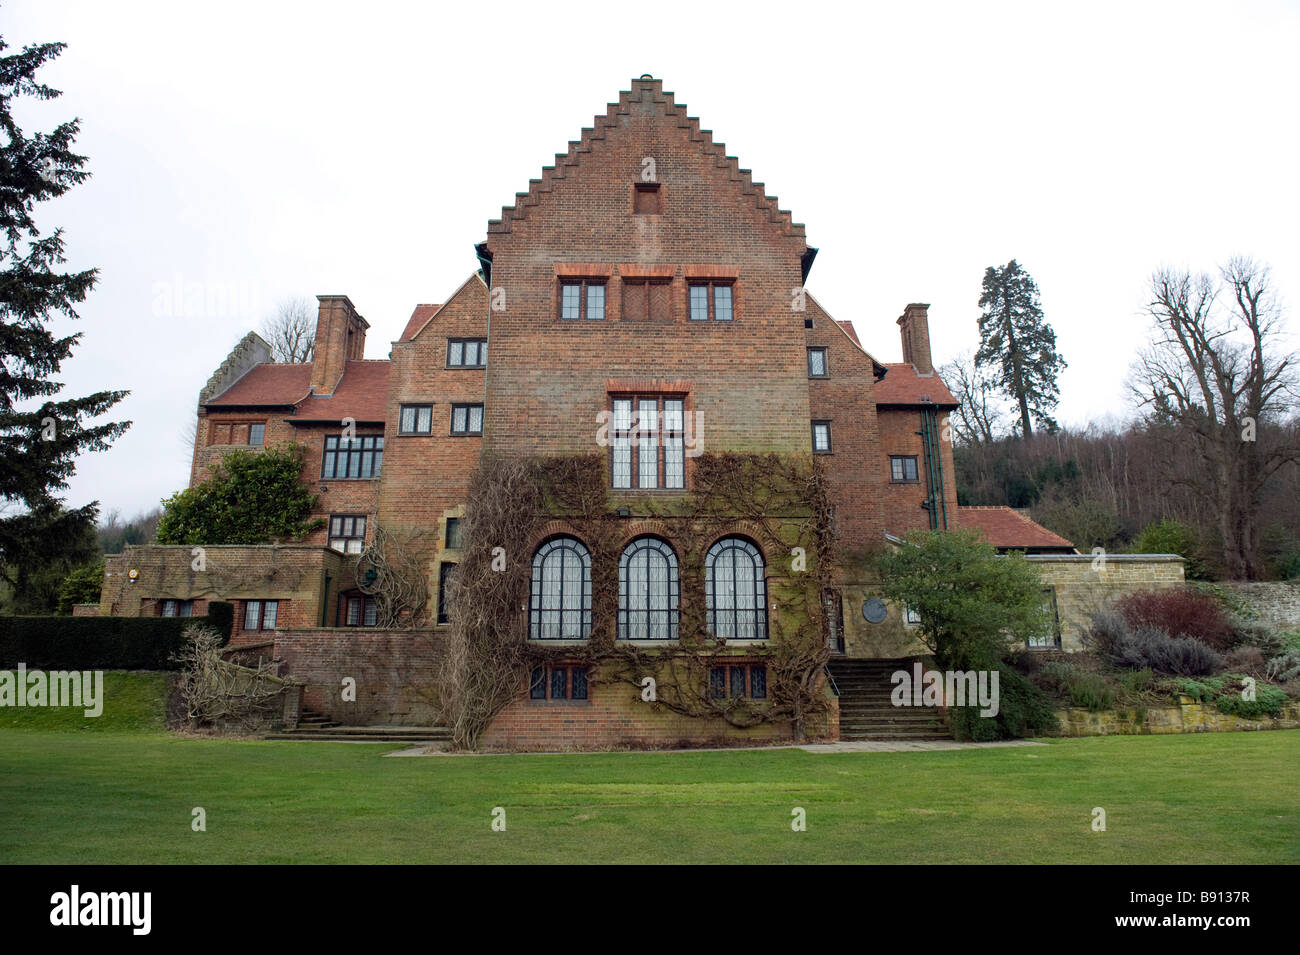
top-left (399, 404), bottom-right (433, 435)
top-left (633, 182), bottom-right (662, 214)
top-left (688, 282), bottom-right (734, 322)
top-left (807, 348), bottom-right (828, 378)
top-left (451, 404), bottom-right (483, 436)
top-left (560, 281), bottom-right (605, 320)
top-left (329, 515), bottom-right (366, 553)
top-left (890, 455), bottom-right (919, 483)
top-left (904, 605), bottom-right (922, 627)
top-left (248, 423), bottom-right (265, 445)
top-left (812, 421), bottom-right (832, 454)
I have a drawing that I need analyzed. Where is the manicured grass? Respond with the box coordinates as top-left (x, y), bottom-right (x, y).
top-left (0, 673), bottom-right (1296, 863)
top-left (0, 669), bottom-right (169, 733)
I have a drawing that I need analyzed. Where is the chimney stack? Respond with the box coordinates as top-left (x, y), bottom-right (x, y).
top-left (897, 303), bottom-right (933, 375)
top-left (310, 295), bottom-right (368, 395)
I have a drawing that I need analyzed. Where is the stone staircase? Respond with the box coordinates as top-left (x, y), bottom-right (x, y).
top-left (266, 706), bottom-right (451, 744)
top-left (827, 658), bottom-right (949, 741)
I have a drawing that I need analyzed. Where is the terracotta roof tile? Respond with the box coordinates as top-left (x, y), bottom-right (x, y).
top-left (958, 506), bottom-right (1076, 552)
top-left (204, 364), bottom-right (311, 407)
top-left (289, 360), bottom-right (391, 423)
top-left (400, 304), bottom-right (441, 342)
top-left (875, 363), bottom-right (958, 406)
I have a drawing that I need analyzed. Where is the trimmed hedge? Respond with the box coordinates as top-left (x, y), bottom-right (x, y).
top-left (0, 602), bottom-right (233, 670)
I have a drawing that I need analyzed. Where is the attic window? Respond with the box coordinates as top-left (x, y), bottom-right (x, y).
top-left (633, 183), bottom-right (662, 215)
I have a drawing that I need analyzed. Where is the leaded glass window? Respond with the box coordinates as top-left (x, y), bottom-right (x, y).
top-left (705, 537), bottom-right (767, 639)
top-left (617, 537), bottom-right (679, 640)
top-left (529, 537), bottom-right (592, 640)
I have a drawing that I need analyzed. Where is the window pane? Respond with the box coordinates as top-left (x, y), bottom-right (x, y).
top-left (530, 668), bottom-right (546, 700)
top-left (479, 340), bottom-right (486, 363)
top-left (179, 601), bottom-right (193, 618)
top-left (638, 399), bottom-right (657, 489)
top-left (468, 405), bottom-right (483, 433)
top-left (689, 285), bottom-right (709, 321)
top-left (417, 406), bottom-right (432, 433)
top-left (448, 341), bottom-right (463, 366)
top-left (813, 423), bottom-right (830, 452)
top-left (750, 666), bottom-right (767, 699)
top-left (709, 667), bottom-right (726, 699)
top-left (571, 667), bottom-right (588, 700)
top-left (905, 457), bottom-right (918, 480)
top-left (263, 601), bottom-right (278, 630)
top-left (808, 349), bottom-right (826, 376)
top-left (400, 406), bottom-right (416, 433)
top-left (713, 285), bottom-right (733, 321)
top-left (249, 423), bottom-right (265, 445)
top-left (347, 597), bottom-right (360, 626)
top-left (452, 406), bottom-right (467, 433)
top-left (550, 668), bottom-right (568, 700)
top-left (363, 599), bottom-right (378, 627)
top-left (162, 600), bottom-right (176, 617)
top-left (244, 601), bottom-right (260, 630)
top-left (587, 284), bottom-right (605, 320)
top-left (891, 457), bottom-right (903, 481)
top-left (731, 666), bottom-right (746, 699)
top-left (466, 341), bottom-right (480, 366)
top-left (445, 517), bottom-right (462, 549)
top-left (561, 283), bottom-right (581, 319)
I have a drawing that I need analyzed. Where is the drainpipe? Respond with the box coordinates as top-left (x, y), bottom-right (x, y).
top-left (918, 406), bottom-right (950, 531)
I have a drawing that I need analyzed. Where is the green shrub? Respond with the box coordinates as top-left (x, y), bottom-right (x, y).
top-left (1174, 676), bottom-right (1225, 702)
top-left (1116, 668), bottom-right (1154, 694)
top-left (55, 560), bottom-right (105, 615)
top-left (1215, 680), bottom-right (1287, 719)
top-left (0, 614), bottom-right (228, 670)
top-left (206, 601), bottom-right (234, 639)
top-left (1066, 672), bottom-right (1115, 711)
top-left (1036, 660), bottom-right (1076, 694)
top-left (1266, 651), bottom-right (1300, 683)
top-left (1131, 519), bottom-right (1212, 579)
top-left (948, 663), bottom-right (1058, 741)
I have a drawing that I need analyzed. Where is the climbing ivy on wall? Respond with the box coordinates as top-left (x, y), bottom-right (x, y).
top-left (435, 452), bottom-right (837, 749)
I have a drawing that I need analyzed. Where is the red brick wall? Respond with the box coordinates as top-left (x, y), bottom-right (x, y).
top-left (272, 629), bottom-right (443, 725)
top-left (480, 78), bottom-right (812, 465)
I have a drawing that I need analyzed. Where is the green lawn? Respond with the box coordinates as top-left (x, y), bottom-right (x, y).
top-left (0, 672), bottom-right (1296, 863)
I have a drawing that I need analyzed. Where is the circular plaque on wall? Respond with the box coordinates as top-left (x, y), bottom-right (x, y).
top-left (861, 597), bottom-right (888, 624)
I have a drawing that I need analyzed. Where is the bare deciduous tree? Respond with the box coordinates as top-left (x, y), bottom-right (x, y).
top-left (1130, 258), bottom-right (1300, 579)
top-left (940, 350), bottom-right (1013, 447)
top-left (259, 297), bottom-right (315, 363)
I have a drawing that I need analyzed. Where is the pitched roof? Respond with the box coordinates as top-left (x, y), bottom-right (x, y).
top-left (204, 363), bottom-right (311, 407)
top-left (958, 506), bottom-right (1076, 552)
top-left (399, 304), bottom-right (441, 342)
top-left (874, 363), bottom-right (958, 407)
top-left (488, 76), bottom-right (805, 242)
top-left (289, 360), bottom-right (391, 423)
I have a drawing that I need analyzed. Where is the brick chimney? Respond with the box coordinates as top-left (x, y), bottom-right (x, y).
top-left (897, 303), bottom-right (933, 375)
top-left (310, 295), bottom-right (368, 395)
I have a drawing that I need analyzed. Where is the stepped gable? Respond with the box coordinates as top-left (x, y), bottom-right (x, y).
top-left (486, 75), bottom-right (806, 242)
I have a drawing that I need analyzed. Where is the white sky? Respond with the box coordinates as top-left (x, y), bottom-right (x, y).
top-left (5, 0), bottom-right (1298, 519)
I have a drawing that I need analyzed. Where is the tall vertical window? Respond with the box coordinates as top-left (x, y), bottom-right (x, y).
top-left (322, 435), bottom-right (384, 479)
top-left (610, 396), bottom-right (685, 490)
top-left (248, 423), bottom-right (266, 445)
top-left (689, 282), bottom-right (733, 321)
top-left (807, 347), bottom-right (828, 378)
top-left (529, 537), bottom-right (592, 640)
top-left (618, 537), bottom-right (679, 640)
top-left (705, 537), bottom-right (767, 640)
top-left (444, 517), bottom-right (462, 549)
top-left (559, 280), bottom-right (605, 320)
top-left (437, 563), bottom-right (456, 625)
top-left (812, 421), bottom-right (832, 453)
top-left (1028, 589), bottom-right (1061, 649)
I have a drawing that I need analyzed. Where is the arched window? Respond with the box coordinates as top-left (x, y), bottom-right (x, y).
top-left (618, 537), bottom-right (679, 640)
top-left (705, 537), bottom-right (767, 640)
top-left (530, 537), bottom-right (592, 640)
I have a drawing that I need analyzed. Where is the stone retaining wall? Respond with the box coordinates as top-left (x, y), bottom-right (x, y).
top-left (1056, 699), bottom-right (1300, 736)
top-left (1222, 582), bottom-right (1300, 631)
